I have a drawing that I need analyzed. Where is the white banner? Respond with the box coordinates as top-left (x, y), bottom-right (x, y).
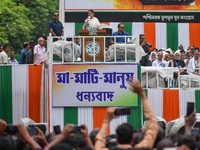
top-left (53, 63), bottom-right (138, 107)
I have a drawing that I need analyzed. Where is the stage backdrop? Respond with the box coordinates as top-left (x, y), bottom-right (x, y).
top-left (60, 0), bottom-right (200, 51)
top-left (63, 22), bottom-right (200, 53)
top-left (52, 63), bottom-right (138, 107)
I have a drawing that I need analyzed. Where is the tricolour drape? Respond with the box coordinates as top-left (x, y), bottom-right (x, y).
top-left (12, 65), bottom-right (29, 124)
top-left (163, 90), bottom-right (179, 122)
top-left (65, 22), bottom-right (200, 51)
top-left (29, 65), bottom-right (42, 123)
top-left (0, 66), bottom-right (12, 124)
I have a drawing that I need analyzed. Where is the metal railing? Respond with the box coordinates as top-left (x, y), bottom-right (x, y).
top-left (142, 67), bottom-right (200, 89)
top-left (47, 33), bottom-right (141, 64)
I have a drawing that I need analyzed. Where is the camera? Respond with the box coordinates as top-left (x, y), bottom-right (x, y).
top-left (146, 41), bottom-right (152, 47)
top-left (4, 125), bottom-right (18, 134)
top-left (186, 102), bottom-right (194, 117)
top-left (71, 125), bottom-right (84, 134)
top-left (114, 107), bottom-right (131, 116)
top-left (53, 125), bottom-right (61, 135)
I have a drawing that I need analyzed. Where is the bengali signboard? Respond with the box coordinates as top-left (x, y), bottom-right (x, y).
top-left (53, 63), bottom-right (138, 107)
top-left (64, 0), bottom-right (197, 10)
top-left (64, 0), bottom-right (200, 23)
top-left (65, 12), bottom-right (200, 23)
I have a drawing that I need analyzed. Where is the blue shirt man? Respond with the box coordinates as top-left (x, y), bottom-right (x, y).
top-left (9, 58), bottom-right (19, 64)
top-left (110, 23), bottom-right (129, 44)
top-left (20, 42), bottom-right (29, 64)
top-left (9, 50), bottom-right (19, 65)
top-left (49, 12), bottom-right (64, 42)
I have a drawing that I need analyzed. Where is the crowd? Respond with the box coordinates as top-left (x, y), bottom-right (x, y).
top-left (139, 34), bottom-right (200, 74)
top-left (137, 33), bottom-right (200, 87)
top-left (0, 11), bottom-right (63, 65)
top-left (0, 37), bottom-right (47, 65)
top-left (0, 77), bottom-right (198, 150)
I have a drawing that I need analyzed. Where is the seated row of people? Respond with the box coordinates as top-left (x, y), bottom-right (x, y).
top-left (141, 45), bottom-right (200, 75)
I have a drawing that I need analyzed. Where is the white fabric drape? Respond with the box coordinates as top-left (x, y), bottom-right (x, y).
top-left (132, 22), bottom-right (144, 36)
top-left (49, 64), bottom-right (54, 132)
top-left (78, 107), bottom-right (93, 134)
top-left (147, 89), bottom-right (163, 118)
top-left (51, 108), bottom-right (64, 130)
top-left (178, 23), bottom-right (189, 50)
top-left (64, 23), bottom-right (75, 37)
top-left (156, 23), bottom-right (167, 50)
top-left (12, 65), bottom-right (29, 124)
top-left (109, 22), bottom-right (120, 34)
top-left (110, 116), bottom-right (127, 134)
top-left (179, 89), bottom-right (195, 117)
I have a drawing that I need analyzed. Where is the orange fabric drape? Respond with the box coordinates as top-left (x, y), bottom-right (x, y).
top-left (29, 65), bottom-right (42, 123)
top-left (93, 107), bottom-right (110, 134)
top-left (100, 22), bottom-right (110, 25)
top-left (163, 90), bottom-right (179, 122)
top-left (189, 23), bottom-right (200, 49)
top-left (144, 23), bottom-right (156, 49)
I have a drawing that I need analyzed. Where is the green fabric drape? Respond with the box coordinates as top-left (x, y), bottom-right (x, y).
top-left (75, 22), bottom-right (85, 35)
top-left (122, 22), bottom-right (132, 35)
top-left (64, 108), bottom-right (78, 125)
top-left (167, 23), bottom-right (178, 51)
top-left (195, 90), bottom-right (200, 113)
top-left (127, 98), bottom-right (142, 129)
top-left (0, 66), bottom-right (12, 124)
top-left (127, 64), bottom-right (142, 129)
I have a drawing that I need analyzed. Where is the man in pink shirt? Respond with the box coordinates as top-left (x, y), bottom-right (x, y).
top-left (34, 37), bottom-right (46, 65)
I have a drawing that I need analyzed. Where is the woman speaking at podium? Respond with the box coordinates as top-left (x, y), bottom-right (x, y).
top-left (83, 10), bottom-right (100, 29)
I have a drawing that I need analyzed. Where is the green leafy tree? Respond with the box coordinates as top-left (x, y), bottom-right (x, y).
top-left (13, 0), bottom-right (59, 42)
top-left (0, 0), bottom-right (58, 52)
top-left (0, 0), bottom-right (34, 44)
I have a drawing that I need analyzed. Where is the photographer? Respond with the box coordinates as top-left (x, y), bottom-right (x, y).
top-left (139, 34), bottom-right (153, 66)
top-left (44, 124), bottom-right (93, 150)
top-left (140, 34), bottom-right (152, 53)
top-left (0, 119), bottom-right (42, 150)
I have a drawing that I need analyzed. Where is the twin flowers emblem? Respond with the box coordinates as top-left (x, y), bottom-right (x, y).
top-left (85, 41), bottom-right (101, 57)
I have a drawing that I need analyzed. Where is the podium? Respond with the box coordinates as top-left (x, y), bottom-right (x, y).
top-left (79, 29), bottom-right (106, 61)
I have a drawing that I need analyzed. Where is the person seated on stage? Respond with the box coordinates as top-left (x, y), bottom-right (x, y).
top-left (110, 23), bottom-right (129, 44)
top-left (149, 51), bottom-right (157, 63)
top-left (94, 77), bottom-right (159, 150)
top-left (169, 52), bottom-right (175, 60)
top-left (181, 52), bottom-right (186, 61)
top-left (83, 10), bottom-right (100, 29)
top-left (164, 53), bottom-right (170, 67)
top-left (152, 51), bottom-right (168, 67)
top-left (169, 51), bottom-right (187, 87)
top-left (140, 48), bottom-right (153, 66)
top-left (188, 50), bottom-right (200, 75)
top-left (153, 48), bottom-right (158, 53)
top-left (184, 52), bottom-right (192, 67)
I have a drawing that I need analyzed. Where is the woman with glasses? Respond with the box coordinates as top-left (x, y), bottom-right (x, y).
top-left (149, 51), bottom-right (157, 63)
top-left (83, 10), bottom-right (100, 29)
